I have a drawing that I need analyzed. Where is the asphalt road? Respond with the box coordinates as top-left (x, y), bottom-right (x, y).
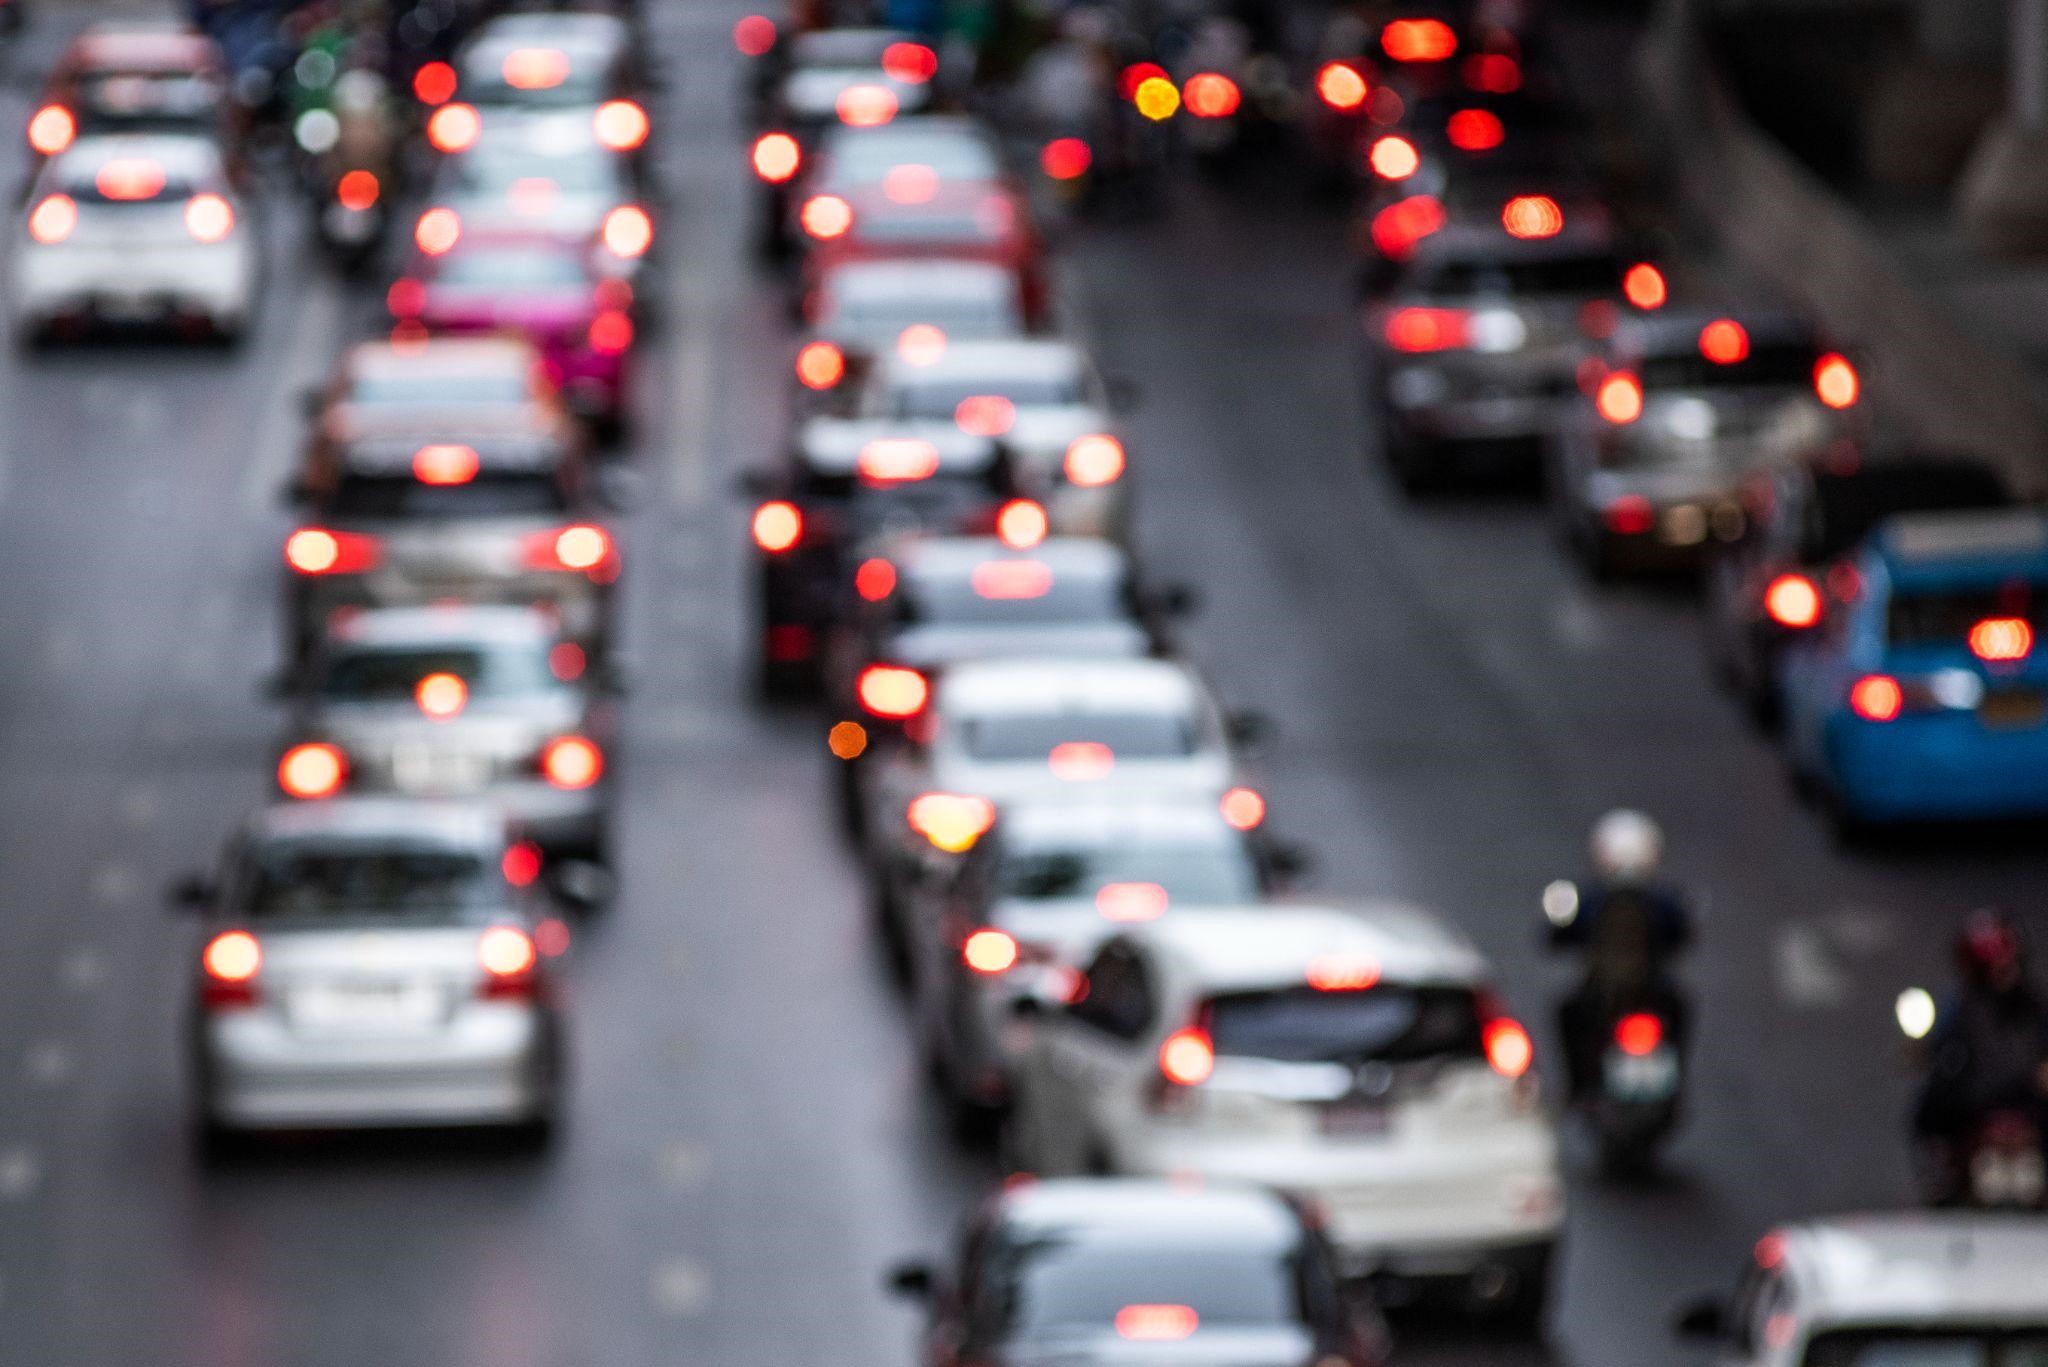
top-left (0, 2), bottom-right (2039, 1365)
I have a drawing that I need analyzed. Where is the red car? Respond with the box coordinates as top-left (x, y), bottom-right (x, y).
top-left (797, 180), bottom-right (1047, 328)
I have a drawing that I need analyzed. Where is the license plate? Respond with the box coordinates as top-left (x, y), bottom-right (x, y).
top-left (1603, 1046), bottom-right (1679, 1101)
top-left (291, 980), bottom-right (441, 1034)
top-left (1319, 1102), bottom-right (1392, 1138)
top-left (1980, 692), bottom-right (2045, 730)
top-left (391, 746), bottom-right (492, 794)
top-left (98, 294), bottom-right (161, 322)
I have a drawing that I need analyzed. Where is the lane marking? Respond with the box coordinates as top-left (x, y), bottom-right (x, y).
top-left (59, 946), bottom-right (104, 991)
top-left (649, 1258), bottom-right (711, 1316)
top-left (88, 863), bottom-right (135, 906)
top-left (1774, 922), bottom-right (1850, 1009)
top-left (655, 1140), bottom-right (710, 1188)
top-left (23, 1040), bottom-right (72, 1087)
top-left (0, 1146), bottom-right (39, 1201)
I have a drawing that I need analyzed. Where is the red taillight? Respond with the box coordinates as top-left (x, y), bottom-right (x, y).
top-left (907, 792), bottom-right (995, 852)
top-left (588, 309), bottom-right (634, 356)
top-left (415, 671), bottom-right (468, 720)
top-left (594, 99), bottom-right (649, 151)
top-left (882, 41), bottom-right (938, 83)
top-left (337, 169), bottom-right (380, 211)
top-left (1465, 52), bottom-right (1521, 93)
top-left (854, 557), bottom-right (897, 601)
top-left (1623, 262), bottom-right (1667, 310)
top-left (1370, 194), bottom-right (1445, 259)
top-left (1369, 135), bottom-right (1420, 180)
top-left (28, 194), bottom-right (77, 245)
top-left (1970, 617), bottom-right (2034, 662)
top-left (27, 104), bottom-right (75, 156)
top-left (1483, 1017), bottom-right (1534, 1078)
top-left (732, 14), bottom-right (776, 56)
top-left (1613, 1012), bottom-right (1665, 1057)
top-left (386, 277), bottom-right (425, 318)
top-left (540, 736), bottom-right (603, 790)
top-left (962, 928), bottom-right (1019, 974)
top-left (858, 665), bottom-right (928, 719)
top-left (1064, 434), bottom-right (1125, 486)
top-left (477, 925), bottom-right (540, 999)
top-left (1118, 62), bottom-right (1168, 101)
top-left (502, 841), bottom-right (544, 887)
top-left (801, 194), bottom-right (853, 240)
top-left (278, 742), bottom-right (347, 799)
top-left (602, 205), bottom-right (653, 259)
top-left (835, 83), bottom-right (898, 127)
top-left (1602, 494), bottom-right (1655, 537)
top-left (425, 101), bottom-right (479, 152)
top-left (1446, 108), bottom-right (1504, 151)
top-left (1315, 62), bottom-right (1368, 110)
top-left (1048, 740), bottom-right (1115, 781)
top-left (1096, 881), bottom-right (1169, 922)
top-left (1849, 674), bottom-right (1904, 722)
top-left (1306, 953), bottom-right (1382, 991)
top-left (1503, 194), bottom-right (1564, 239)
top-left (955, 394), bottom-right (1016, 437)
top-left (795, 340), bottom-right (845, 390)
top-left (995, 499), bottom-right (1048, 549)
top-left (522, 524), bottom-right (614, 575)
top-left (1383, 18), bottom-right (1457, 62)
top-left (414, 443), bottom-right (479, 485)
top-left (1116, 1305), bottom-right (1199, 1342)
top-left (859, 438), bottom-right (941, 483)
top-left (1220, 786), bottom-right (1265, 831)
top-left (413, 60), bottom-right (458, 105)
top-left (1763, 573), bottom-right (1822, 629)
top-left (1182, 72), bottom-right (1240, 118)
top-left (184, 193), bottom-right (235, 243)
top-left (1158, 1027), bottom-right (1215, 1086)
top-left (1041, 136), bottom-right (1091, 180)
top-left (751, 131), bottom-right (801, 183)
top-left (1597, 372), bottom-right (1644, 425)
top-left (1700, 319), bottom-right (1750, 365)
top-left (1815, 354), bottom-right (1860, 409)
top-left (202, 930), bottom-right (262, 1007)
top-left (285, 527), bottom-right (381, 575)
top-left (1385, 306), bottom-right (1470, 353)
top-left (751, 500), bottom-right (803, 552)
top-left (415, 206), bottom-right (461, 255)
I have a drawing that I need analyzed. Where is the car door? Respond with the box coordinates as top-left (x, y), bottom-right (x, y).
top-left (1030, 941), bottom-right (1155, 1172)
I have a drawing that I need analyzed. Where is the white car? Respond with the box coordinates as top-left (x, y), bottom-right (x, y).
top-left (14, 132), bottom-right (258, 341)
top-left (1005, 904), bottom-right (1563, 1321)
top-left (1676, 1213), bottom-right (2048, 1366)
top-left (860, 339), bottom-right (1130, 540)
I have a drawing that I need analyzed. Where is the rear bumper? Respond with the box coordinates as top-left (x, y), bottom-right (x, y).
top-left (1826, 713), bottom-right (2048, 820)
top-left (15, 245), bottom-right (256, 326)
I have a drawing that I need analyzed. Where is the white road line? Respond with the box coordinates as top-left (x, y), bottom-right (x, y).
top-left (239, 282), bottom-right (344, 514)
top-left (649, 1259), bottom-right (711, 1316)
top-left (23, 1040), bottom-right (72, 1087)
top-left (666, 273), bottom-right (717, 511)
top-left (655, 1140), bottom-right (710, 1189)
top-left (59, 946), bottom-right (104, 992)
top-left (1774, 922), bottom-right (1851, 1009)
top-left (0, 1146), bottom-right (38, 1201)
top-left (88, 863), bottom-right (135, 906)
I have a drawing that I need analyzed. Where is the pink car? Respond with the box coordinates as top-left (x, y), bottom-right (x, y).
top-left (389, 227), bottom-right (636, 435)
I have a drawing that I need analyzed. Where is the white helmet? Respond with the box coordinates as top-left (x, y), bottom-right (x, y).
top-left (1590, 810), bottom-right (1663, 883)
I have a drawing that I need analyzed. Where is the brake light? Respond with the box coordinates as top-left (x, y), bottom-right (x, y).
top-left (1465, 52), bottom-right (1521, 92)
top-left (751, 500), bottom-right (803, 552)
top-left (1447, 108), bottom-right (1505, 151)
top-left (1096, 882), bottom-right (1168, 922)
top-left (882, 41), bottom-right (938, 83)
top-left (995, 499), bottom-right (1048, 549)
top-left (801, 194), bottom-right (853, 240)
top-left (907, 792), bottom-right (995, 852)
top-left (426, 101), bottom-right (480, 152)
top-left (858, 438), bottom-right (941, 483)
top-left (413, 60), bottom-right (458, 104)
top-left (594, 99), bottom-right (649, 151)
top-left (503, 841), bottom-right (543, 886)
top-left (1700, 319), bottom-right (1749, 365)
top-left (1597, 372), bottom-right (1644, 425)
top-left (859, 665), bottom-right (928, 719)
top-left (1182, 72), bottom-right (1240, 118)
top-left (835, 83), bottom-right (898, 127)
top-left (477, 926), bottom-right (539, 998)
top-left (1220, 786), bottom-right (1265, 830)
top-left (1158, 1027), bottom-right (1215, 1086)
top-left (28, 104), bottom-right (75, 155)
top-left (415, 206), bottom-right (461, 255)
top-left (974, 555), bottom-right (1057, 599)
top-left (1971, 617), bottom-right (2033, 662)
top-left (521, 524), bottom-right (613, 575)
top-left (285, 527), bottom-right (380, 575)
top-left (1623, 262), bottom-right (1667, 310)
top-left (1306, 953), bottom-right (1382, 991)
top-left (796, 340), bottom-right (845, 390)
top-left (278, 742), bottom-right (347, 799)
top-left (1118, 62), bottom-right (1168, 100)
top-left (1849, 674), bottom-right (1904, 722)
top-left (1316, 62), bottom-right (1368, 110)
top-left (1370, 194), bottom-right (1445, 259)
top-left (602, 205), bottom-right (653, 259)
top-left (955, 394), bottom-right (1016, 437)
top-left (503, 47), bottom-right (571, 90)
top-left (28, 194), bottom-right (76, 244)
top-left (413, 442), bottom-right (478, 485)
top-left (202, 930), bottom-right (262, 1007)
top-left (336, 169), bottom-right (379, 211)
top-left (881, 162), bottom-right (939, 205)
top-left (732, 14), bottom-right (776, 55)
top-left (1383, 18), bottom-right (1457, 62)
top-left (1815, 353), bottom-right (1860, 409)
top-left (962, 928), bottom-right (1018, 974)
top-left (179, 193), bottom-right (235, 243)
top-left (414, 671), bottom-right (468, 720)
top-left (386, 277), bottom-right (425, 318)
top-left (1048, 741), bottom-right (1115, 780)
top-left (96, 158), bottom-right (164, 201)
top-left (1041, 136), bottom-right (1091, 179)
top-left (1064, 434), bottom-right (1125, 486)
top-left (1764, 573), bottom-right (1822, 629)
top-left (898, 323), bottom-right (947, 365)
top-left (1483, 1017), bottom-right (1534, 1078)
top-left (1602, 494), bottom-right (1655, 536)
top-left (541, 736), bottom-right (603, 789)
top-left (1369, 135), bottom-right (1420, 179)
top-left (1385, 306), bottom-right (1470, 353)
top-left (588, 310), bottom-right (634, 355)
top-left (1503, 194), bottom-right (1564, 239)
top-left (1613, 1012), bottom-right (1665, 1057)
top-left (1117, 1305), bottom-right (1199, 1342)
top-left (855, 557), bottom-right (897, 601)
top-left (751, 131), bottom-right (801, 182)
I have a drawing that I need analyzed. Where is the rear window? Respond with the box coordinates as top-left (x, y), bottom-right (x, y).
top-left (960, 712), bottom-right (1195, 761)
top-left (1207, 986), bottom-right (1484, 1065)
top-left (995, 1235), bottom-right (1298, 1336)
top-left (1423, 253), bottom-right (1619, 298)
top-left (829, 135), bottom-right (999, 186)
top-left (462, 50), bottom-right (610, 106)
top-left (455, 149), bottom-right (624, 196)
top-left (1887, 583), bottom-right (2048, 649)
top-left (825, 291), bottom-right (1019, 340)
top-left (855, 208), bottom-right (1009, 245)
top-left (319, 644), bottom-right (555, 701)
top-left (1640, 343), bottom-right (1821, 393)
top-left (435, 249), bottom-right (587, 290)
top-left (61, 161), bottom-right (204, 203)
top-left (1801, 1331), bottom-right (2048, 1367)
top-left (999, 841), bottom-right (1259, 905)
top-left (79, 72), bottom-right (220, 123)
top-left (246, 845), bottom-right (495, 923)
top-left (1807, 467), bottom-right (2011, 562)
top-left (894, 375), bottom-right (1085, 418)
top-left (330, 471), bottom-right (568, 519)
top-left (897, 565), bottom-right (1125, 627)
top-left (348, 373), bottom-right (531, 407)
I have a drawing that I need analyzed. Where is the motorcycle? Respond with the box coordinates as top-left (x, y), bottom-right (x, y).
top-left (1898, 985), bottom-right (2048, 1210)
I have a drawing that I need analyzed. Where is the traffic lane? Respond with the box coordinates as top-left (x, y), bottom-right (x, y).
top-left (1064, 168), bottom-right (2046, 1365)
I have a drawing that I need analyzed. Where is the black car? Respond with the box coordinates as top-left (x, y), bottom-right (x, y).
top-left (889, 1177), bottom-right (1391, 1367)
top-left (1706, 449), bottom-right (2014, 720)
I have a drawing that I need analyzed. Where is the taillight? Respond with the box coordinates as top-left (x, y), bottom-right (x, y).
top-left (855, 557), bottom-right (897, 601)
top-left (1466, 52), bottom-right (1521, 93)
top-left (602, 205), bottom-right (653, 259)
top-left (1446, 108), bottom-right (1505, 151)
top-left (413, 443), bottom-right (478, 486)
top-left (1063, 435), bottom-right (1125, 486)
top-left (1482, 1017), bottom-right (1534, 1078)
top-left (285, 527), bottom-right (380, 575)
top-left (28, 104), bottom-right (75, 156)
top-left (859, 438), bottom-right (941, 483)
top-left (1385, 306), bottom-right (1470, 353)
top-left (795, 340), bottom-right (845, 389)
top-left (202, 930), bottom-right (262, 1008)
top-left (732, 14), bottom-right (776, 55)
top-left (1971, 617), bottom-right (2033, 662)
top-left (413, 60), bottom-right (458, 105)
top-left (1763, 573), bottom-right (1822, 629)
top-left (278, 742), bottom-right (347, 799)
top-left (751, 500), bottom-right (803, 552)
top-left (477, 925), bottom-right (540, 999)
top-left (898, 324), bottom-right (946, 365)
top-left (28, 194), bottom-right (77, 245)
top-left (962, 928), bottom-right (1018, 974)
top-left (1158, 1026), bottom-right (1215, 1086)
top-left (1370, 194), bottom-right (1445, 259)
top-left (522, 524), bottom-right (615, 576)
top-left (540, 736), bottom-right (604, 790)
top-left (1815, 353), bottom-right (1860, 409)
top-left (1602, 495), bottom-right (1655, 536)
top-left (1116, 1305), bottom-right (1199, 1342)
top-left (1503, 194), bottom-right (1564, 239)
top-left (425, 101), bottom-right (480, 152)
top-left (1220, 787), bottom-right (1265, 831)
top-left (995, 499), bottom-right (1047, 549)
top-left (751, 131), bottom-right (801, 183)
top-left (1369, 135), bottom-right (1420, 180)
top-left (859, 665), bottom-right (929, 719)
top-left (1315, 62), bottom-right (1368, 110)
top-left (906, 792), bottom-right (995, 852)
top-left (184, 193), bottom-right (235, 243)
top-left (1623, 262), bottom-right (1668, 310)
top-left (1613, 1012), bottom-right (1665, 1057)
top-left (588, 309), bottom-right (634, 355)
top-left (881, 40), bottom-right (938, 84)
top-left (1041, 136), bottom-right (1091, 180)
top-left (337, 169), bottom-right (379, 210)
top-left (835, 83), bottom-right (898, 127)
top-left (415, 671), bottom-right (468, 719)
top-left (1849, 674), bottom-right (1903, 722)
top-left (415, 206), bottom-right (461, 255)
top-left (1182, 72), bottom-right (1240, 118)
top-left (503, 841), bottom-right (544, 887)
top-left (1383, 17), bottom-right (1458, 62)
top-left (801, 194), bottom-right (853, 240)
top-left (1096, 882), bottom-right (1169, 922)
top-left (387, 277), bottom-right (425, 318)
top-left (1597, 372), bottom-right (1644, 424)
top-left (594, 99), bottom-right (649, 151)
top-left (1700, 318), bottom-right (1750, 365)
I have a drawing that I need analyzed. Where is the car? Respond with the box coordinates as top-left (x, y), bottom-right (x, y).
top-left (1360, 188), bottom-right (1629, 492)
top-left (177, 797), bottom-right (563, 1142)
top-left (793, 258), bottom-right (1026, 414)
top-left (858, 340), bottom-right (1128, 539)
top-left (1004, 904), bottom-right (1562, 1321)
top-left (1706, 449), bottom-right (2012, 720)
top-left (799, 179), bottom-right (1049, 328)
top-left (767, 113), bottom-right (1000, 257)
top-left (277, 605), bottom-right (617, 863)
top-left (909, 796), bottom-right (1303, 1118)
top-left (390, 227), bottom-right (637, 432)
top-left (1361, 84), bottom-right (1591, 215)
top-left (283, 425), bottom-right (618, 668)
top-left (887, 1177), bottom-right (1393, 1367)
top-left (442, 12), bottom-right (648, 117)
top-left (1673, 1213), bottom-right (2048, 1366)
top-left (1551, 308), bottom-right (1858, 577)
top-left (1779, 509), bottom-right (2048, 832)
top-left (745, 418), bottom-right (1028, 692)
top-left (27, 22), bottom-right (233, 162)
top-left (13, 132), bottom-right (259, 342)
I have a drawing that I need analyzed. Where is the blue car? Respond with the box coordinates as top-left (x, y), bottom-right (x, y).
top-left (1780, 509), bottom-right (2048, 829)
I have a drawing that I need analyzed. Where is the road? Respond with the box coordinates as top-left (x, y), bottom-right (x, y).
top-left (0, 2), bottom-right (2038, 1365)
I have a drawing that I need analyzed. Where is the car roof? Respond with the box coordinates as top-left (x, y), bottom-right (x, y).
top-left (898, 536), bottom-right (1126, 581)
top-left (795, 417), bottom-right (1000, 474)
top-left (878, 339), bottom-right (1087, 386)
top-left (999, 797), bottom-right (1241, 849)
top-left (56, 131), bottom-right (221, 179)
top-left (69, 22), bottom-right (219, 71)
top-left (347, 336), bottom-right (538, 379)
top-left (823, 258), bottom-right (1014, 305)
top-left (938, 657), bottom-right (1204, 718)
top-left (1132, 903), bottom-right (1491, 992)
top-left (247, 797), bottom-right (504, 849)
top-left (994, 1177), bottom-right (1304, 1248)
top-left (1870, 510), bottom-right (2048, 576)
top-left (326, 604), bottom-right (557, 650)
top-left (1778, 1215), bottom-right (2048, 1326)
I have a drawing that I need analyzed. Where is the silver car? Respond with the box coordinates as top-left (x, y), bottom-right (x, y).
top-left (13, 131), bottom-right (259, 341)
top-left (179, 798), bottom-right (563, 1142)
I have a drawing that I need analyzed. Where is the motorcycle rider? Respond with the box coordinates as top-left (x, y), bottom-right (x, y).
top-left (1548, 810), bottom-right (1693, 1103)
top-left (1910, 909), bottom-right (2048, 1203)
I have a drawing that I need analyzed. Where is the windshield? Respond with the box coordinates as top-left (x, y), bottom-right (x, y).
top-left (319, 644), bottom-right (557, 702)
top-left (997, 1235), bottom-right (1297, 1337)
top-left (330, 471), bottom-right (568, 519)
top-left (1207, 986), bottom-right (1485, 1065)
top-left (435, 249), bottom-right (587, 290)
top-left (1640, 343), bottom-right (1821, 392)
top-left (960, 711), bottom-right (1197, 761)
top-left (245, 844), bottom-right (497, 924)
top-left (1802, 1331), bottom-right (2048, 1367)
top-left (999, 841), bottom-right (1258, 904)
top-left (897, 565), bottom-right (1125, 627)
top-left (1888, 583), bottom-right (2048, 650)
top-left (893, 375), bottom-right (1086, 418)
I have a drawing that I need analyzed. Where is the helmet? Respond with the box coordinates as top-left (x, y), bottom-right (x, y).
top-left (1955, 908), bottom-right (2026, 988)
top-left (1590, 810), bottom-right (1663, 884)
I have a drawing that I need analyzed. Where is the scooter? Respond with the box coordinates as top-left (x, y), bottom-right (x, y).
top-left (1897, 986), bottom-right (2048, 1209)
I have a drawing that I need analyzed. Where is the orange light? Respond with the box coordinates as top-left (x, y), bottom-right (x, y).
top-left (1597, 372), bottom-right (1644, 425)
top-left (882, 41), bottom-right (938, 83)
top-left (996, 499), bottom-right (1048, 549)
top-left (553, 524), bottom-right (611, 571)
top-left (1385, 306), bottom-right (1470, 353)
top-left (858, 438), bottom-right (941, 483)
top-left (95, 158), bottom-right (164, 201)
top-left (1182, 72), bottom-right (1241, 119)
top-left (1370, 194), bottom-right (1445, 259)
top-left (336, 169), bottom-right (380, 211)
top-left (541, 736), bottom-right (604, 789)
top-left (588, 309), bottom-right (635, 356)
top-left (1096, 881), bottom-right (1169, 922)
top-left (1116, 1305), bottom-right (1199, 1342)
top-left (955, 394), bottom-right (1016, 437)
top-left (1316, 62), bottom-right (1368, 110)
top-left (1465, 52), bottom-right (1521, 92)
top-left (278, 742), bottom-right (347, 798)
top-left (27, 105), bottom-right (75, 156)
top-left (882, 162), bottom-right (940, 205)
top-left (203, 930), bottom-right (262, 983)
top-left (1220, 786), bottom-right (1265, 830)
top-left (426, 101), bottom-right (480, 152)
top-left (1483, 1018), bottom-right (1534, 1078)
top-left (413, 442), bottom-right (479, 485)
top-left (1158, 1029), bottom-right (1215, 1086)
top-left (1849, 674), bottom-right (1904, 722)
top-left (1970, 617), bottom-right (2034, 662)
top-left (962, 928), bottom-right (1019, 974)
top-left (1503, 194), bottom-right (1564, 239)
top-left (828, 720), bottom-right (868, 760)
top-left (28, 194), bottom-right (77, 245)
top-left (478, 925), bottom-right (538, 977)
top-left (602, 205), bottom-right (653, 259)
top-left (1064, 434), bottom-right (1125, 486)
top-left (1700, 319), bottom-right (1750, 365)
top-left (751, 131), bottom-right (801, 183)
top-left (732, 14), bottom-right (776, 56)
top-left (1383, 18), bottom-right (1457, 62)
top-left (1446, 108), bottom-right (1505, 151)
top-left (795, 340), bottom-right (846, 390)
top-left (1623, 262), bottom-right (1667, 310)
top-left (502, 47), bottom-right (571, 90)
top-left (855, 558), bottom-right (897, 601)
top-left (1369, 135), bottom-right (1420, 179)
top-left (594, 99), bottom-right (650, 151)
top-left (1306, 954), bottom-right (1382, 991)
top-left (835, 83), bottom-right (899, 127)
top-left (1041, 136), bottom-right (1091, 179)
top-left (1764, 573), bottom-right (1822, 629)
top-left (1048, 741), bottom-right (1115, 781)
top-left (1133, 76), bottom-right (1180, 121)
top-left (1613, 1012), bottom-right (1665, 1057)
top-left (906, 792), bottom-right (995, 852)
top-left (898, 323), bottom-right (947, 365)
top-left (1815, 353), bottom-right (1860, 409)
top-left (284, 527), bottom-right (379, 575)
top-left (971, 559), bottom-right (1055, 600)
top-left (801, 194), bottom-right (853, 240)
top-left (413, 60), bottom-right (458, 104)
top-left (415, 206), bottom-right (461, 255)
top-left (752, 500), bottom-right (803, 552)
top-left (859, 665), bottom-right (929, 719)
top-left (415, 671), bottom-right (469, 719)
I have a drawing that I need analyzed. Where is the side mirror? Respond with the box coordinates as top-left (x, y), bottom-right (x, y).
top-left (1227, 709), bottom-right (1275, 750)
top-left (280, 475), bottom-right (315, 507)
top-left (1104, 375), bottom-right (1143, 414)
top-left (549, 859), bottom-right (613, 913)
top-left (1264, 841), bottom-right (1315, 887)
top-left (887, 1262), bottom-right (935, 1300)
top-left (168, 874), bottom-right (216, 912)
top-left (1148, 582), bottom-right (1200, 618)
top-left (1672, 1297), bottom-right (1729, 1343)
